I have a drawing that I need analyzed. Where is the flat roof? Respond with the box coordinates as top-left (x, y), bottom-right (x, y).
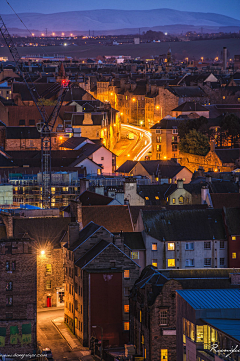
top-left (203, 319), bottom-right (240, 341)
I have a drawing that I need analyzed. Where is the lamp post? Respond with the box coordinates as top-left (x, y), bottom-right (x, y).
top-left (92, 325), bottom-right (103, 361)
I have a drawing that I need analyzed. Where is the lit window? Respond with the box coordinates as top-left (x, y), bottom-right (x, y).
top-left (46, 264), bottom-right (52, 274)
top-left (124, 270), bottom-right (130, 278)
top-left (232, 236), bottom-right (236, 241)
top-left (179, 196), bottom-right (184, 204)
top-left (155, 196), bottom-right (159, 200)
top-left (46, 280), bottom-right (51, 289)
top-left (124, 322), bottom-right (129, 331)
top-left (152, 243), bottom-right (157, 251)
top-left (167, 259), bottom-right (175, 267)
top-left (161, 349), bottom-right (168, 361)
top-left (140, 310), bottom-right (142, 322)
top-left (152, 259), bottom-right (158, 267)
top-left (141, 334), bottom-right (144, 344)
top-left (196, 325), bottom-right (204, 343)
top-left (168, 243), bottom-right (175, 251)
top-left (124, 304), bottom-right (129, 313)
top-left (160, 310), bottom-right (168, 325)
top-left (232, 253), bottom-right (236, 259)
top-left (145, 196), bottom-right (149, 200)
top-left (131, 251), bottom-right (139, 260)
top-left (97, 169), bottom-right (101, 175)
top-left (172, 198), bottom-right (176, 204)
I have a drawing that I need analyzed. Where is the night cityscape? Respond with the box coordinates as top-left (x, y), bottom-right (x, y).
top-left (0, 0), bottom-right (240, 360)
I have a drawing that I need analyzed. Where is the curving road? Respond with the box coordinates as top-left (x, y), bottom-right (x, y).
top-left (115, 124), bottom-right (152, 168)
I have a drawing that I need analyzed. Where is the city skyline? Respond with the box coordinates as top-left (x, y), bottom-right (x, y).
top-left (1, 0), bottom-right (240, 20)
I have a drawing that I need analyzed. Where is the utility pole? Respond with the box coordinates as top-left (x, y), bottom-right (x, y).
top-left (45, 28), bottom-right (48, 37)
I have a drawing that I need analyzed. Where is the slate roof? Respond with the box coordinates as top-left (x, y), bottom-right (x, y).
top-left (62, 85), bottom-right (91, 102)
top-left (209, 179), bottom-right (239, 193)
top-left (211, 193), bottom-right (240, 208)
top-left (177, 289), bottom-right (240, 310)
top-left (12, 82), bottom-right (61, 101)
top-left (13, 217), bottom-right (71, 246)
top-left (71, 113), bottom-right (104, 126)
top-left (78, 190), bottom-right (114, 206)
top-left (0, 153), bottom-right (16, 168)
top-left (137, 184), bottom-right (170, 205)
top-left (6, 127), bottom-right (41, 139)
top-left (82, 205), bottom-right (133, 232)
top-left (224, 207), bottom-right (240, 235)
top-left (69, 221), bottom-right (101, 251)
top-left (117, 161), bottom-right (138, 173)
top-left (0, 96), bottom-right (16, 106)
top-left (167, 86), bottom-right (206, 98)
top-left (203, 319), bottom-right (240, 342)
top-left (59, 137), bottom-right (90, 150)
top-left (215, 149), bottom-right (240, 164)
top-left (150, 118), bottom-right (181, 129)
top-left (142, 208), bottom-right (226, 241)
top-left (172, 102), bottom-right (208, 112)
top-left (122, 232), bottom-right (145, 250)
top-left (75, 239), bottom-right (110, 268)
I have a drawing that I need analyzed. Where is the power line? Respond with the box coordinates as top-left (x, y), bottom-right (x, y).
top-left (5, 0), bottom-right (32, 36)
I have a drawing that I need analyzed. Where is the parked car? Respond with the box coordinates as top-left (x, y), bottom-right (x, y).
top-left (42, 348), bottom-right (53, 359)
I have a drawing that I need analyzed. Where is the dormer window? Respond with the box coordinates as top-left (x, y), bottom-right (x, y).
top-left (172, 128), bottom-right (178, 134)
top-left (156, 129), bottom-right (162, 134)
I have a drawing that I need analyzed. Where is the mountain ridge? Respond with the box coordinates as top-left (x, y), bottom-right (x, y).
top-left (2, 8), bottom-right (240, 33)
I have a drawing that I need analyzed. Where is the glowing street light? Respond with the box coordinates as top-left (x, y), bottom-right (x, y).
top-left (41, 250), bottom-right (45, 255)
top-left (52, 32), bottom-right (55, 36)
top-left (41, 33), bottom-right (44, 36)
top-left (62, 32), bottom-right (65, 36)
top-left (31, 33), bottom-right (34, 36)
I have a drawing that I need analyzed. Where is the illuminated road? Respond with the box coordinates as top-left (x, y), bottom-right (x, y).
top-left (114, 124), bottom-right (152, 168)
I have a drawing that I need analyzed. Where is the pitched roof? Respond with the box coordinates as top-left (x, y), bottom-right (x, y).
top-left (142, 208), bottom-right (226, 241)
top-left (82, 205), bottom-right (133, 232)
top-left (59, 137), bottom-right (90, 150)
top-left (177, 289), bottom-right (240, 310)
top-left (12, 82), bottom-right (61, 101)
top-left (211, 193), bottom-right (240, 209)
top-left (150, 118), bottom-right (180, 129)
top-left (215, 149), bottom-right (240, 164)
top-left (172, 102), bottom-right (208, 112)
top-left (75, 239), bottom-right (110, 268)
top-left (6, 127), bottom-right (40, 139)
top-left (78, 190), bottom-right (114, 206)
top-left (122, 232), bottom-right (145, 250)
top-left (69, 221), bottom-right (101, 251)
top-left (167, 86), bottom-right (206, 98)
top-left (13, 217), bottom-right (71, 246)
top-left (224, 207), bottom-right (240, 235)
top-left (117, 160), bottom-right (138, 173)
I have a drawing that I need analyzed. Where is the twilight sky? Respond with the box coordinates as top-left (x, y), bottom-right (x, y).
top-left (1, 0), bottom-right (240, 19)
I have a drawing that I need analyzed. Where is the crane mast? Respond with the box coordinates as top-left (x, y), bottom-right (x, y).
top-left (0, 15), bottom-right (69, 208)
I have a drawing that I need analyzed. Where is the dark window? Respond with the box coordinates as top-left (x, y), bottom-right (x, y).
top-left (220, 241), bottom-right (225, 249)
top-left (6, 313), bottom-right (13, 319)
top-left (172, 144), bottom-right (178, 152)
top-left (6, 282), bottom-right (13, 291)
top-left (204, 242), bottom-right (211, 249)
top-left (160, 310), bottom-right (168, 325)
top-left (6, 261), bottom-right (10, 271)
top-left (6, 296), bottom-right (13, 306)
top-left (220, 258), bottom-right (225, 266)
top-left (204, 258), bottom-right (211, 266)
top-left (124, 287), bottom-right (130, 296)
top-left (12, 261), bottom-right (16, 271)
top-left (29, 119), bottom-right (35, 126)
top-left (19, 119), bottom-right (25, 126)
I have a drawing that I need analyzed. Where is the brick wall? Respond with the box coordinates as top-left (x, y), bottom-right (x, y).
top-left (0, 239), bottom-right (37, 354)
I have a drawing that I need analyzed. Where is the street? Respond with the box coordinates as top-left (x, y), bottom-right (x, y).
top-left (114, 124), bottom-right (152, 168)
top-left (37, 307), bottom-right (81, 361)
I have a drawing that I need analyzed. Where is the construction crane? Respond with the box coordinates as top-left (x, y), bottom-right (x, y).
top-left (0, 15), bottom-right (70, 208)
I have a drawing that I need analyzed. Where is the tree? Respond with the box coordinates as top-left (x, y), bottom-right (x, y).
top-left (220, 113), bottom-right (240, 148)
top-left (179, 129), bottom-right (209, 156)
top-left (178, 117), bottom-right (208, 139)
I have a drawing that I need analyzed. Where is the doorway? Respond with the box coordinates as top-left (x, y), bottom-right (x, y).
top-left (46, 296), bottom-right (51, 307)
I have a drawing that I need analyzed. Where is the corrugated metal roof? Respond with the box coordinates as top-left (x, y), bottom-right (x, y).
top-left (177, 289), bottom-right (240, 309)
top-left (203, 319), bottom-right (240, 341)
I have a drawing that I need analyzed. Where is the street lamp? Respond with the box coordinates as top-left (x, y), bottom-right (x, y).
top-left (92, 325), bottom-right (103, 361)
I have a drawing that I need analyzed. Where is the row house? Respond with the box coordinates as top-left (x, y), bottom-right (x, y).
top-left (129, 267), bottom-right (240, 361)
top-left (135, 208), bottom-right (228, 269)
top-left (0, 238), bottom-right (37, 355)
top-left (63, 222), bottom-right (140, 347)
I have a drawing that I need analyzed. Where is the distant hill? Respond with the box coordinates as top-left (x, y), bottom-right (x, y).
top-left (2, 8), bottom-right (240, 34)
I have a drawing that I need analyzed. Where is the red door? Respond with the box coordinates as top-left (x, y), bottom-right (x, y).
top-left (47, 296), bottom-right (51, 307)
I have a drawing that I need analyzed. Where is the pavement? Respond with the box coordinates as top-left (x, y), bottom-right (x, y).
top-left (51, 316), bottom-right (95, 361)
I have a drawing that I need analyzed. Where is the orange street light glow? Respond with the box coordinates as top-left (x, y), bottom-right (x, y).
top-left (41, 33), bottom-right (44, 36)
top-left (41, 250), bottom-right (45, 255)
top-left (62, 32), bottom-right (65, 36)
top-left (132, 98), bottom-right (136, 102)
top-left (52, 32), bottom-right (55, 36)
top-left (163, 156), bottom-right (167, 159)
top-left (32, 33), bottom-right (34, 36)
